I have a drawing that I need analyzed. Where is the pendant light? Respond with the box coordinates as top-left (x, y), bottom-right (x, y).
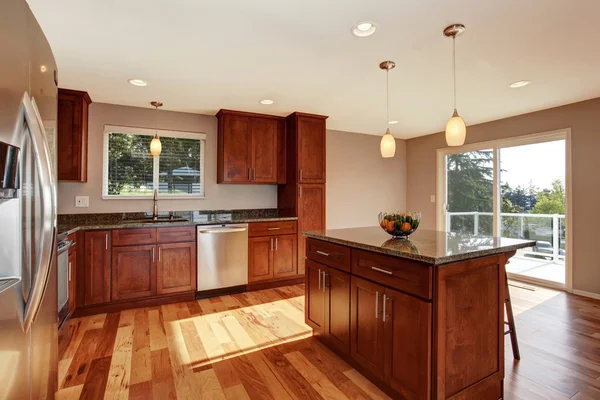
top-left (379, 61), bottom-right (396, 158)
top-left (150, 101), bottom-right (163, 156)
top-left (444, 24), bottom-right (466, 147)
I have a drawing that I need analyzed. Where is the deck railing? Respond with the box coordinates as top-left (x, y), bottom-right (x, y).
top-left (447, 212), bottom-right (565, 262)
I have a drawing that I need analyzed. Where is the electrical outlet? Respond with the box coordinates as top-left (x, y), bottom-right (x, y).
top-left (75, 196), bottom-right (89, 208)
top-left (430, 194), bottom-right (436, 203)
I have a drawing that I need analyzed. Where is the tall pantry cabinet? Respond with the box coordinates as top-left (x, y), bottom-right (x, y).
top-left (278, 112), bottom-right (328, 275)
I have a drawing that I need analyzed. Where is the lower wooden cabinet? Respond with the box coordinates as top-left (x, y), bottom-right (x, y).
top-left (248, 234), bottom-right (297, 283)
top-left (111, 245), bottom-right (157, 301)
top-left (349, 276), bottom-right (431, 400)
top-left (305, 259), bottom-right (351, 354)
top-left (157, 242), bottom-right (197, 294)
top-left (84, 230), bottom-right (111, 305)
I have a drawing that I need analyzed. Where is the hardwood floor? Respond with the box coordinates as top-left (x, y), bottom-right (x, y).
top-left (56, 282), bottom-right (600, 400)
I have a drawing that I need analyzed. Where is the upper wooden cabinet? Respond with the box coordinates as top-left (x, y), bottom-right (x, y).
top-left (57, 88), bottom-right (91, 182)
top-left (216, 109), bottom-right (285, 184)
top-left (286, 112), bottom-right (327, 184)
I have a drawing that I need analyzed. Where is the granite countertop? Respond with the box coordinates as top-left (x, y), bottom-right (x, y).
top-left (58, 209), bottom-right (297, 236)
top-left (303, 226), bottom-right (536, 265)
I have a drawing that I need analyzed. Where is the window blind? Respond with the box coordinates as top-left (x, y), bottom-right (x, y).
top-left (102, 125), bottom-right (206, 199)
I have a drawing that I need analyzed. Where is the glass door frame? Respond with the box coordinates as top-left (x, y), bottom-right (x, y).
top-left (435, 128), bottom-right (573, 292)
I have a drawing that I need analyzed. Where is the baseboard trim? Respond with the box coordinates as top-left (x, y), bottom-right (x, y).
top-left (72, 291), bottom-right (196, 317)
top-left (246, 276), bottom-right (304, 291)
top-left (195, 285), bottom-right (247, 299)
top-left (573, 289), bottom-right (600, 300)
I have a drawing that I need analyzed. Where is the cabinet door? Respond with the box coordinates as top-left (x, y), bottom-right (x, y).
top-left (84, 231), bottom-right (111, 305)
top-left (324, 267), bottom-right (350, 355)
top-left (248, 236), bottom-right (273, 282)
top-left (157, 242), bottom-right (197, 294)
top-left (273, 234), bottom-right (297, 278)
top-left (220, 114), bottom-right (251, 183)
top-left (297, 116), bottom-right (326, 183)
top-left (67, 249), bottom-right (76, 312)
top-left (57, 89), bottom-right (90, 182)
top-left (350, 276), bottom-right (385, 377)
top-left (305, 259), bottom-right (325, 335)
top-left (298, 184), bottom-right (326, 275)
top-left (383, 288), bottom-right (432, 400)
top-left (250, 117), bottom-right (278, 183)
top-left (111, 245), bottom-right (156, 301)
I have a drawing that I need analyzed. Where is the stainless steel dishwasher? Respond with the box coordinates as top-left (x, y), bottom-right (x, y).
top-left (197, 224), bottom-right (248, 291)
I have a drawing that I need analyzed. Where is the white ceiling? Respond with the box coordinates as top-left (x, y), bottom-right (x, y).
top-left (27, 0), bottom-right (600, 139)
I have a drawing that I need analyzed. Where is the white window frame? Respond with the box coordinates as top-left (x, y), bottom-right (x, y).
top-left (435, 128), bottom-right (573, 292)
top-left (102, 125), bottom-right (206, 200)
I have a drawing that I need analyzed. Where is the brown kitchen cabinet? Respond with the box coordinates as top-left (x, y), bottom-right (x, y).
top-left (297, 183), bottom-right (326, 275)
top-left (305, 259), bottom-right (351, 354)
top-left (216, 109), bottom-right (285, 184)
top-left (292, 113), bottom-right (327, 183)
top-left (157, 242), bottom-right (197, 294)
top-left (248, 234), bottom-right (297, 283)
top-left (83, 230), bottom-right (111, 306)
top-left (57, 88), bottom-right (91, 182)
top-left (111, 245), bottom-right (157, 301)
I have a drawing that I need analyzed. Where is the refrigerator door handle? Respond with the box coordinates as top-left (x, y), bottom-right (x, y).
top-left (21, 93), bottom-right (56, 334)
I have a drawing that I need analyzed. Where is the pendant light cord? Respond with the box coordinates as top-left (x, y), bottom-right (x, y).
top-left (453, 36), bottom-right (457, 111)
top-left (386, 67), bottom-right (390, 123)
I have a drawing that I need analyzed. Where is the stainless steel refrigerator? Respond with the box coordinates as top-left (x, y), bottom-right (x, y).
top-left (0, 0), bottom-right (58, 398)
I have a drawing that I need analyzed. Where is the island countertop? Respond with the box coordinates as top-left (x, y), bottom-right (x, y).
top-left (303, 226), bottom-right (536, 265)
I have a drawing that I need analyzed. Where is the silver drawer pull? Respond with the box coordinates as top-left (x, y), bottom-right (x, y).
top-left (267, 227), bottom-right (280, 231)
top-left (372, 266), bottom-right (393, 275)
top-left (316, 250), bottom-right (329, 257)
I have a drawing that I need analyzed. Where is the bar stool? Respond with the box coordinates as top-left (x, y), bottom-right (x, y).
top-left (504, 269), bottom-right (520, 360)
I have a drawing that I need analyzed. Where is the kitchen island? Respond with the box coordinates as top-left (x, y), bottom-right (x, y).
top-left (303, 227), bottom-right (536, 400)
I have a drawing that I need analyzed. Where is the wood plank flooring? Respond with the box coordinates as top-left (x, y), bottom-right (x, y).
top-left (56, 283), bottom-right (600, 399)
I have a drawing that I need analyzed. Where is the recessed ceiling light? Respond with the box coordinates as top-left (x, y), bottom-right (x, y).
top-left (352, 21), bottom-right (377, 37)
top-left (509, 80), bottom-right (531, 88)
top-left (40, 65), bottom-right (47, 73)
top-left (388, 120), bottom-right (399, 125)
top-left (128, 79), bottom-right (148, 87)
top-left (260, 99), bottom-right (274, 105)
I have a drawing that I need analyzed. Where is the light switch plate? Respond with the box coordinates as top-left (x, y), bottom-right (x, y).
top-left (75, 196), bottom-right (89, 208)
top-left (430, 194), bottom-right (436, 203)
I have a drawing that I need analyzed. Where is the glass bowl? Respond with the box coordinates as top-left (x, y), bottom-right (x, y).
top-left (378, 212), bottom-right (422, 239)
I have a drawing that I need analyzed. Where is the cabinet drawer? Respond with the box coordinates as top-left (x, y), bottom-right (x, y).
top-left (157, 226), bottom-right (196, 243)
top-left (306, 238), bottom-right (351, 272)
top-left (112, 228), bottom-right (157, 246)
top-left (352, 249), bottom-right (432, 300)
top-left (248, 220), bottom-right (297, 237)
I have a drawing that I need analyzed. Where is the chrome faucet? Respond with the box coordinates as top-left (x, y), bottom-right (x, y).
top-left (153, 189), bottom-right (159, 221)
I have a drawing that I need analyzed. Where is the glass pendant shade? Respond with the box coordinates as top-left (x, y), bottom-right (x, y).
top-left (380, 128), bottom-right (396, 158)
top-left (150, 134), bottom-right (162, 156)
top-left (445, 109), bottom-right (466, 146)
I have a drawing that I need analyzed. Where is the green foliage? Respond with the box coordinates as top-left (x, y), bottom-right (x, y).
top-left (531, 179), bottom-right (565, 214)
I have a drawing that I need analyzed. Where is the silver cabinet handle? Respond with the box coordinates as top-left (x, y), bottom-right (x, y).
top-left (318, 269), bottom-right (321, 289)
top-left (152, 247), bottom-right (155, 262)
top-left (383, 294), bottom-right (390, 322)
top-left (299, 186), bottom-right (302, 198)
top-left (275, 238), bottom-right (278, 251)
top-left (299, 168), bottom-right (303, 182)
top-left (322, 271), bottom-right (327, 293)
top-left (105, 233), bottom-right (108, 250)
top-left (372, 266), bottom-right (393, 275)
top-left (248, 168), bottom-right (251, 180)
top-left (270, 238), bottom-right (273, 251)
top-left (375, 291), bottom-right (379, 318)
top-left (267, 227), bottom-right (280, 231)
top-left (68, 262), bottom-right (72, 282)
top-left (253, 168), bottom-right (256, 181)
top-left (316, 250), bottom-right (329, 257)
top-left (158, 247), bottom-right (161, 261)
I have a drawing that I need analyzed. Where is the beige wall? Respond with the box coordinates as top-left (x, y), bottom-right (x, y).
top-left (57, 103), bottom-right (277, 214)
top-left (406, 97), bottom-right (600, 295)
top-left (326, 129), bottom-right (407, 229)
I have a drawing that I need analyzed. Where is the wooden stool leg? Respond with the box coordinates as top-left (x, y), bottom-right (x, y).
top-left (505, 271), bottom-right (521, 360)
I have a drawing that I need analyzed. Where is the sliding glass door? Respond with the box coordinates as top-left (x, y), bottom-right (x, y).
top-left (438, 131), bottom-right (569, 289)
